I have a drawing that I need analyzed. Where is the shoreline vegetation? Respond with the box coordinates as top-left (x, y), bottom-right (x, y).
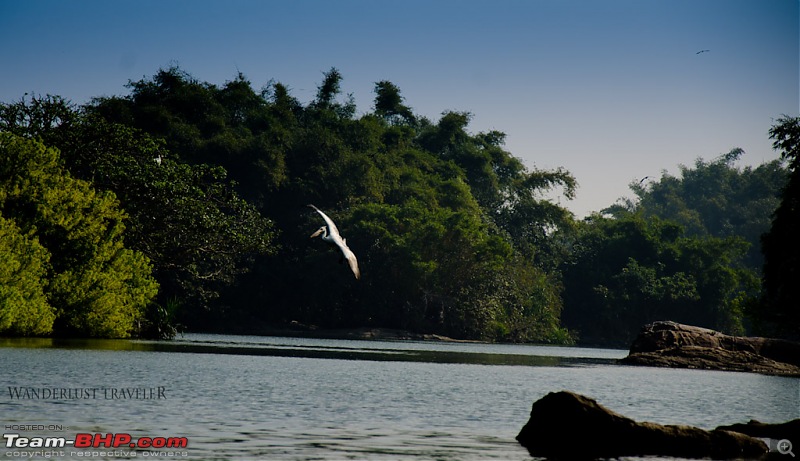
top-left (5, 321), bottom-right (797, 378)
top-left (255, 320), bottom-right (800, 377)
top-left (1, 66), bottom-right (798, 345)
top-left (252, 323), bottom-right (481, 343)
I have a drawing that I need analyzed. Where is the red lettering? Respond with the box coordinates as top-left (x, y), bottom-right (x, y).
top-left (167, 437), bottom-right (188, 448)
top-left (113, 433), bottom-right (131, 447)
top-left (93, 433), bottom-right (114, 448)
top-left (74, 432), bottom-right (189, 449)
top-left (74, 433), bottom-right (92, 448)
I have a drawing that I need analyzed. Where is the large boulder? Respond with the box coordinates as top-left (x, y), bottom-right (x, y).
top-left (516, 391), bottom-right (768, 459)
top-left (717, 419), bottom-right (800, 443)
top-left (620, 321), bottom-right (800, 376)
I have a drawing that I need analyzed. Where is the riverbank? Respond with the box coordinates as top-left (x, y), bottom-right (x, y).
top-left (241, 322), bottom-right (486, 343)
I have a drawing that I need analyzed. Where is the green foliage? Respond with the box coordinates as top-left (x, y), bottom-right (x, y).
top-left (0, 214), bottom-right (54, 335)
top-left (1, 96), bottom-right (278, 334)
top-left (3, 68), bottom-right (785, 346)
top-left (63, 120), bottom-right (276, 312)
top-left (78, 66), bottom-right (577, 342)
top-left (757, 116), bottom-right (800, 338)
top-left (417, 110), bottom-right (577, 268)
top-left (0, 94), bottom-right (78, 140)
top-left (605, 148), bottom-right (786, 272)
top-left (560, 214), bottom-right (758, 345)
top-left (374, 81), bottom-right (415, 125)
top-left (92, 67), bottom-right (290, 208)
top-left (769, 116), bottom-right (800, 170)
top-left (0, 133), bottom-right (157, 337)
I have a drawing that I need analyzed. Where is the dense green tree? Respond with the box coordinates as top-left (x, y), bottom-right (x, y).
top-left (0, 94), bottom-right (78, 140)
top-left (560, 214), bottom-right (757, 346)
top-left (82, 66), bottom-right (576, 341)
top-left (90, 67), bottom-right (290, 209)
top-left (417, 110), bottom-right (577, 268)
top-left (0, 213), bottom-right (53, 335)
top-left (374, 80), bottom-right (416, 126)
top-left (0, 66), bottom-right (583, 341)
top-left (758, 116), bottom-right (800, 338)
top-left (0, 133), bottom-right (158, 337)
top-left (59, 119), bottom-right (276, 318)
top-left (0, 96), bottom-right (278, 332)
top-left (7, 67), bottom-right (780, 345)
top-left (604, 148), bottom-right (786, 272)
top-left (311, 68), bottom-right (356, 117)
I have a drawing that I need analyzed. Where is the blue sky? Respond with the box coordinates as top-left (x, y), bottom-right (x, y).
top-left (1, 0), bottom-right (797, 217)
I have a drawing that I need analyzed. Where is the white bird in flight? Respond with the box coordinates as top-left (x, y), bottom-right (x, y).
top-left (307, 204), bottom-right (360, 280)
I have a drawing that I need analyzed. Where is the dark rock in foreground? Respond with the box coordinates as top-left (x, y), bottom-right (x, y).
top-left (620, 321), bottom-right (800, 376)
top-left (516, 391), bottom-right (768, 460)
top-left (717, 419), bottom-right (800, 443)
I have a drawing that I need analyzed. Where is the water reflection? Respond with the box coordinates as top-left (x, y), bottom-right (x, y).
top-left (0, 336), bottom-right (144, 351)
top-left (1, 334), bottom-right (796, 461)
top-left (1, 334), bottom-right (622, 367)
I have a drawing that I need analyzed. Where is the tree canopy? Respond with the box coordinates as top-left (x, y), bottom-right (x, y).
top-left (1, 66), bottom-right (793, 344)
top-left (757, 116), bottom-right (800, 338)
top-left (560, 214), bottom-right (757, 346)
top-left (1, 67), bottom-right (577, 342)
top-left (0, 133), bottom-right (157, 337)
top-left (1, 93), bottom-right (277, 337)
top-left (603, 148), bottom-right (786, 273)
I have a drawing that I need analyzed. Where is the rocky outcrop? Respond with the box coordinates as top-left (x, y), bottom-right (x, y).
top-left (516, 391), bottom-right (768, 459)
top-left (717, 419), bottom-right (800, 443)
top-left (620, 321), bottom-right (800, 376)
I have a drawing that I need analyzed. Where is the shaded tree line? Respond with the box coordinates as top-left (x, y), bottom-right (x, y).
top-left (1, 67), bottom-right (573, 342)
top-left (567, 147), bottom-right (792, 345)
top-left (604, 148), bottom-right (786, 274)
top-left (1, 66), bottom-right (796, 344)
top-left (758, 116), bottom-right (800, 339)
top-left (560, 215), bottom-right (759, 345)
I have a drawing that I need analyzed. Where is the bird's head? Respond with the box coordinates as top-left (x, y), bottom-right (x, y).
top-left (310, 226), bottom-right (327, 239)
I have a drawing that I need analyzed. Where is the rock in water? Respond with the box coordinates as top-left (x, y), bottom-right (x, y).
top-left (620, 321), bottom-right (800, 376)
top-left (716, 419), bottom-right (800, 443)
top-left (516, 391), bottom-right (767, 459)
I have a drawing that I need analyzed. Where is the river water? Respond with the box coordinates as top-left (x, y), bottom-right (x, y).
top-left (1, 334), bottom-right (798, 460)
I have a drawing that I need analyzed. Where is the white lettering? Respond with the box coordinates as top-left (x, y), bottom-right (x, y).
top-left (1, 435), bottom-right (67, 449)
top-left (3, 433), bottom-right (20, 448)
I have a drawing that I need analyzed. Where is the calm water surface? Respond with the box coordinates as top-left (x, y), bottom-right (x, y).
top-left (1, 334), bottom-right (798, 460)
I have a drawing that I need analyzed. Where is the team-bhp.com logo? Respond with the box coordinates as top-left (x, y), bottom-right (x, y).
top-left (4, 432), bottom-right (188, 457)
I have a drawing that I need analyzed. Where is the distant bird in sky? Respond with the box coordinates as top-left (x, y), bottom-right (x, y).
top-left (696, 49), bottom-right (710, 54)
top-left (307, 204), bottom-right (360, 280)
top-left (639, 176), bottom-right (651, 184)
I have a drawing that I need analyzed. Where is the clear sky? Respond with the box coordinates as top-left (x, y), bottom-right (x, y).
top-left (1, 0), bottom-right (797, 217)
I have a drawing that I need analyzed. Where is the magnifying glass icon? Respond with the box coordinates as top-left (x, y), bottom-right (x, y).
top-left (778, 439), bottom-right (795, 457)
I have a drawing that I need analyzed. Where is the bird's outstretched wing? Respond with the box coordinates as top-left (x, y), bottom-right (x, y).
top-left (308, 204), bottom-right (360, 279)
top-left (342, 246), bottom-right (360, 280)
top-left (308, 204), bottom-right (339, 235)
